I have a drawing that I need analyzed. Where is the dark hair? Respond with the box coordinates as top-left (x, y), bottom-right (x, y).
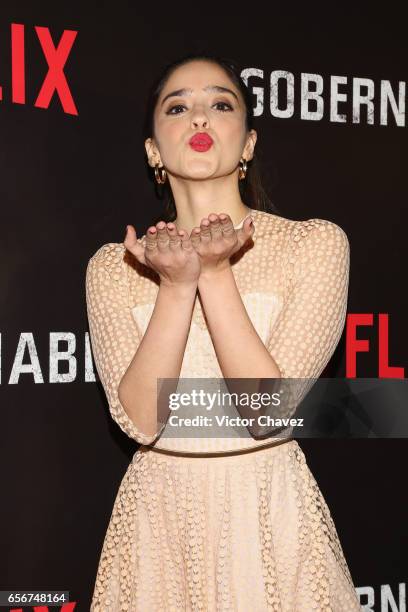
top-left (142, 51), bottom-right (280, 223)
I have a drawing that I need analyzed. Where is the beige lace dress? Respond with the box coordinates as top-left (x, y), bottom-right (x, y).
top-left (86, 208), bottom-right (362, 611)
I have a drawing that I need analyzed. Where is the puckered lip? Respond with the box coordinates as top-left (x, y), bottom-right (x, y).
top-left (189, 132), bottom-right (214, 145)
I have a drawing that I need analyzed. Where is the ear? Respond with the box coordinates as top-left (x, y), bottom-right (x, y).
top-left (242, 129), bottom-right (257, 162)
top-left (145, 138), bottom-right (162, 167)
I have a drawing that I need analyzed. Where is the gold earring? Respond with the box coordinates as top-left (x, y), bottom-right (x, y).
top-left (154, 163), bottom-right (167, 184)
top-left (238, 157), bottom-right (247, 180)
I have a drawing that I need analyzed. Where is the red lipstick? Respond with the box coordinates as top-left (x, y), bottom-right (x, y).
top-left (189, 132), bottom-right (213, 152)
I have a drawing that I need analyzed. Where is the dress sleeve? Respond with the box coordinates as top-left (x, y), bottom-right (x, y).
top-left (85, 243), bottom-right (165, 445)
top-left (268, 218), bottom-right (350, 379)
top-left (254, 219), bottom-right (350, 435)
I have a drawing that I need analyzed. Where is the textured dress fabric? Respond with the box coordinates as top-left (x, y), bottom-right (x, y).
top-left (86, 209), bottom-right (362, 611)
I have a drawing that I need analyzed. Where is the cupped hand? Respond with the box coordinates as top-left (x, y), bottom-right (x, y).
top-left (189, 213), bottom-right (254, 277)
top-left (124, 220), bottom-right (201, 288)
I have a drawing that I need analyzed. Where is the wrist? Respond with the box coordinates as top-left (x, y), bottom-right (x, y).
top-left (198, 264), bottom-right (233, 285)
top-left (159, 280), bottom-right (198, 299)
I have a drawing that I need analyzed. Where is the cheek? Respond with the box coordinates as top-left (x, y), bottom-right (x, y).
top-left (218, 119), bottom-right (247, 153)
top-left (217, 114), bottom-right (245, 137)
top-left (156, 119), bottom-right (183, 146)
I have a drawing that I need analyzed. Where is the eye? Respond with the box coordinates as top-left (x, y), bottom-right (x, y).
top-left (166, 104), bottom-right (186, 115)
top-left (165, 101), bottom-right (234, 115)
top-left (213, 101), bottom-right (233, 112)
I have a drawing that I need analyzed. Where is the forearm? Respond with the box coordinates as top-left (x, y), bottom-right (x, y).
top-left (198, 267), bottom-right (281, 379)
top-left (118, 282), bottom-right (197, 437)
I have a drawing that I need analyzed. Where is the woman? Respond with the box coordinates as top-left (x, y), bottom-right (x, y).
top-left (86, 52), bottom-right (361, 611)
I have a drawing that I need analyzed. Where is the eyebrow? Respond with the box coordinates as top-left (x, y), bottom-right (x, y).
top-left (160, 85), bottom-right (239, 107)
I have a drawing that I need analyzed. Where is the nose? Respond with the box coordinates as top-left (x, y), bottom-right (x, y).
top-left (191, 105), bottom-right (209, 129)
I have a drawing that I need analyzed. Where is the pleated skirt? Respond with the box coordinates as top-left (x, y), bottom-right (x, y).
top-left (90, 439), bottom-right (361, 611)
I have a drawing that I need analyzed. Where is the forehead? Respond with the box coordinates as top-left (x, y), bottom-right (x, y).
top-left (160, 61), bottom-right (238, 96)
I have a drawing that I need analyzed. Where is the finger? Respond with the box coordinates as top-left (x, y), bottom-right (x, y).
top-left (179, 229), bottom-right (194, 252)
top-left (145, 225), bottom-right (159, 251)
top-left (199, 218), bottom-right (212, 244)
top-left (208, 213), bottom-right (223, 240)
top-left (219, 214), bottom-right (235, 238)
top-left (166, 222), bottom-right (181, 249)
top-left (156, 220), bottom-right (170, 252)
top-left (190, 226), bottom-right (201, 249)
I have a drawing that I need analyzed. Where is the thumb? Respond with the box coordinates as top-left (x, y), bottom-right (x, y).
top-left (238, 216), bottom-right (254, 244)
top-left (124, 225), bottom-right (146, 264)
top-left (245, 216), bottom-right (254, 234)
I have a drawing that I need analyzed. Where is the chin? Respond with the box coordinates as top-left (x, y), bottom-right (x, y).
top-left (183, 164), bottom-right (215, 178)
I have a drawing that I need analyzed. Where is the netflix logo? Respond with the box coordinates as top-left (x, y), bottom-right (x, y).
top-left (346, 313), bottom-right (405, 378)
top-left (0, 23), bottom-right (78, 115)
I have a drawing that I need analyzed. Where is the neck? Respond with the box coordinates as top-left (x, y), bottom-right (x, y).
top-left (168, 175), bottom-right (251, 234)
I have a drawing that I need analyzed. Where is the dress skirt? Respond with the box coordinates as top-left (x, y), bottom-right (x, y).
top-left (90, 439), bottom-right (361, 611)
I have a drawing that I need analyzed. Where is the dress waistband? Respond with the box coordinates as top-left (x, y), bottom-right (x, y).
top-left (142, 437), bottom-right (293, 458)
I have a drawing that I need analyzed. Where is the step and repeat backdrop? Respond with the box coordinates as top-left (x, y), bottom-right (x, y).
top-left (0, 3), bottom-right (406, 611)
